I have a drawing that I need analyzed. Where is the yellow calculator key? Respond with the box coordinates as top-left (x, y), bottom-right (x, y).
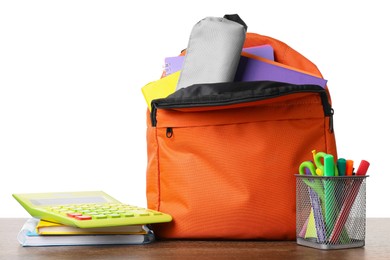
top-left (12, 191), bottom-right (172, 228)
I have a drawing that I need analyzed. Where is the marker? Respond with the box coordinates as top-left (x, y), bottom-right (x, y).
top-left (337, 158), bottom-right (347, 176)
top-left (323, 154), bottom-right (336, 238)
top-left (356, 160), bottom-right (370, 176)
top-left (334, 161), bottom-right (339, 177)
top-left (334, 157), bottom-right (349, 242)
top-left (329, 160), bottom-right (370, 243)
top-left (324, 154), bottom-right (335, 176)
top-left (346, 160), bottom-right (354, 176)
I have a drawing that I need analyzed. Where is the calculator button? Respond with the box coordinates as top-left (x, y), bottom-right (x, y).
top-left (67, 212), bottom-right (82, 218)
top-left (48, 206), bottom-right (62, 211)
top-left (93, 215), bottom-right (108, 219)
top-left (48, 208), bottom-right (62, 213)
top-left (46, 203), bottom-right (171, 226)
top-left (75, 215), bottom-right (92, 220)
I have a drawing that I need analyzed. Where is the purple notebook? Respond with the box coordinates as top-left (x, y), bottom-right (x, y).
top-left (164, 45), bottom-right (275, 76)
top-left (164, 44), bottom-right (327, 88)
top-left (234, 56), bottom-right (327, 88)
top-left (164, 56), bottom-right (185, 76)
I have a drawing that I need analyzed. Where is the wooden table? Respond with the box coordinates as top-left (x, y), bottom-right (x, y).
top-left (1, 218), bottom-right (389, 259)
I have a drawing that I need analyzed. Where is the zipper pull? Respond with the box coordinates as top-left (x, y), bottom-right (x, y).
top-left (151, 103), bottom-right (158, 127)
top-left (329, 108), bottom-right (334, 133)
top-left (166, 127), bottom-right (173, 138)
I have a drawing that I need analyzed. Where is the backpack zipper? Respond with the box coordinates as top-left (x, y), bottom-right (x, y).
top-left (151, 82), bottom-right (333, 132)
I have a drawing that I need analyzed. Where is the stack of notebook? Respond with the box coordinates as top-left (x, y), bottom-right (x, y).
top-left (12, 191), bottom-right (172, 247)
top-left (17, 218), bottom-right (155, 247)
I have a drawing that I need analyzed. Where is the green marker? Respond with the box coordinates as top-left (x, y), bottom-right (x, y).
top-left (337, 158), bottom-right (347, 176)
top-left (324, 155), bottom-right (335, 176)
top-left (324, 154), bottom-right (336, 239)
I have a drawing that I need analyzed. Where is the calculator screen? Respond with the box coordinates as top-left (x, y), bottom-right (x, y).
top-left (30, 197), bottom-right (108, 206)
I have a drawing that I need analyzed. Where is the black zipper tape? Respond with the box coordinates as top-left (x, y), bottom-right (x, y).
top-left (151, 81), bottom-right (332, 128)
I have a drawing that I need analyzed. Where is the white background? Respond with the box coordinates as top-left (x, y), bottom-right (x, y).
top-left (1, 0), bottom-right (389, 218)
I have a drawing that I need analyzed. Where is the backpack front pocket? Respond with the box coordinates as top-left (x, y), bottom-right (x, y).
top-left (147, 81), bottom-right (336, 239)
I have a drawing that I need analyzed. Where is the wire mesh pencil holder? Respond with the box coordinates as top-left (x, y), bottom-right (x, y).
top-left (296, 175), bottom-right (368, 250)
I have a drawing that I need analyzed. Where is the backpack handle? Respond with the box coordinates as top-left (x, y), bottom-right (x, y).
top-left (224, 14), bottom-right (247, 31)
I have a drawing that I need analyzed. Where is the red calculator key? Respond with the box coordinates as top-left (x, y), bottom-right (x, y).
top-left (67, 212), bottom-right (82, 218)
top-left (75, 215), bottom-right (92, 220)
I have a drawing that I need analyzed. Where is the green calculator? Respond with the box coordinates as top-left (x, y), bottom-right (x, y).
top-left (12, 191), bottom-right (172, 228)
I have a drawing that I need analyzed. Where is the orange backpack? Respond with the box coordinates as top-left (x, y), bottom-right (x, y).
top-left (146, 32), bottom-right (337, 240)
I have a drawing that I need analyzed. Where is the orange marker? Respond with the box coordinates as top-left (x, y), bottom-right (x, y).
top-left (345, 160), bottom-right (354, 176)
